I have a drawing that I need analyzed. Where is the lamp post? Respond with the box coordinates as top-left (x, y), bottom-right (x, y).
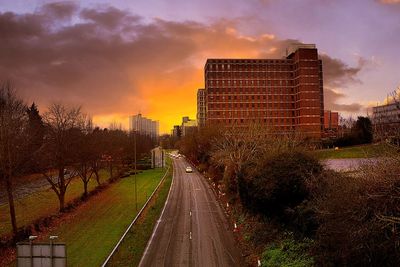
top-left (49, 236), bottom-right (58, 267)
top-left (29, 235), bottom-right (37, 267)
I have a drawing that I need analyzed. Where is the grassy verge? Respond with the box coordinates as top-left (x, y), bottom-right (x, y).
top-left (106, 168), bottom-right (172, 266)
top-left (313, 143), bottom-right (394, 159)
top-left (34, 168), bottom-right (166, 267)
top-left (106, 159), bottom-right (173, 266)
top-left (0, 169), bottom-right (109, 236)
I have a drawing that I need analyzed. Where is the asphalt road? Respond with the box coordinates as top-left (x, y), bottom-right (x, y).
top-left (139, 157), bottom-right (243, 267)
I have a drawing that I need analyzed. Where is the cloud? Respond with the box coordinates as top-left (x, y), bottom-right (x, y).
top-left (319, 54), bottom-right (370, 113)
top-left (0, 3), bottom-right (366, 131)
top-left (378, 0), bottom-right (400, 4)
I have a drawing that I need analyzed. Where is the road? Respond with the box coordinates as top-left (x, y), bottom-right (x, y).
top-left (139, 157), bottom-right (243, 267)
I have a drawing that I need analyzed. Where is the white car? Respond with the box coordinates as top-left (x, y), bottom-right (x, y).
top-left (185, 166), bottom-right (193, 173)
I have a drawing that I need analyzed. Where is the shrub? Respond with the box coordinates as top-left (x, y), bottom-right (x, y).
top-left (313, 158), bottom-right (400, 266)
top-left (238, 151), bottom-right (322, 218)
top-left (261, 235), bottom-right (314, 267)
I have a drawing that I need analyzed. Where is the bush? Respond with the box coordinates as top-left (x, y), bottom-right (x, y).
top-left (238, 151), bottom-right (322, 218)
top-left (313, 158), bottom-right (400, 266)
top-left (261, 235), bottom-right (314, 267)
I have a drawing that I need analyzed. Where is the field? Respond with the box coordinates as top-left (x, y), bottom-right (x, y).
top-left (0, 169), bottom-right (109, 236)
top-left (313, 143), bottom-right (395, 159)
top-left (107, 163), bottom-right (173, 266)
top-left (31, 168), bottom-right (166, 267)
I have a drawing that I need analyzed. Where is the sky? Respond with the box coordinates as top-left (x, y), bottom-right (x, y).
top-left (0, 0), bottom-right (399, 133)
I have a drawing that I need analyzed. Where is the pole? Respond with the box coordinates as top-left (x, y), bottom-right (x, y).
top-left (134, 130), bottom-right (138, 211)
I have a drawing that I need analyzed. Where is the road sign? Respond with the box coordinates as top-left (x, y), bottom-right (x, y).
top-left (17, 241), bottom-right (66, 267)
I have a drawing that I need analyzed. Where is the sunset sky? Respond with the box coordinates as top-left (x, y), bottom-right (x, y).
top-left (0, 0), bottom-right (399, 133)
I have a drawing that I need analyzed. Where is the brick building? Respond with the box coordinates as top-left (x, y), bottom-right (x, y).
top-left (323, 110), bottom-right (339, 138)
top-left (200, 44), bottom-right (324, 138)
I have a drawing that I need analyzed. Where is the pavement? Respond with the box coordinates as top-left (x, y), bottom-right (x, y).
top-left (139, 157), bottom-right (243, 267)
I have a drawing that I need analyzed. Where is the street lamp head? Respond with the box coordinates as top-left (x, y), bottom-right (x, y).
top-left (29, 235), bottom-right (38, 241)
top-left (49, 235), bottom-right (59, 240)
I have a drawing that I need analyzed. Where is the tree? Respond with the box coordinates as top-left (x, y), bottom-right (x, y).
top-left (90, 127), bottom-right (105, 186)
top-left (0, 81), bottom-right (28, 236)
top-left (39, 103), bottom-right (84, 212)
top-left (354, 116), bottom-right (373, 144)
top-left (74, 117), bottom-right (95, 197)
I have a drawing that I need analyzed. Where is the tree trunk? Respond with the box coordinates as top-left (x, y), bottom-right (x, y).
top-left (109, 163), bottom-right (113, 180)
top-left (5, 175), bottom-right (17, 236)
top-left (94, 169), bottom-right (100, 186)
top-left (83, 180), bottom-right (88, 198)
top-left (58, 168), bottom-right (66, 212)
top-left (58, 192), bottom-right (65, 212)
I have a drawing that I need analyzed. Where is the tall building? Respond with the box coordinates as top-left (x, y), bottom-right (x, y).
top-left (129, 113), bottom-right (159, 139)
top-left (197, 88), bottom-right (206, 127)
top-left (202, 44), bottom-right (324, 138)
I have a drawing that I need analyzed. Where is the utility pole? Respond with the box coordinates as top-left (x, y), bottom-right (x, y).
top-left (134, 130), bottom-right (138, 211)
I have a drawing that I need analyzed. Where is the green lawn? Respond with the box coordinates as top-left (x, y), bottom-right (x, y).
top-left (0, 169), bottom-right (110, 236)
top-left (107, 163), bottom-right (173, 266)
top-left (313, 143), bottom-right (395, 159)
top-left (37, 168), bottom-right (166, 267)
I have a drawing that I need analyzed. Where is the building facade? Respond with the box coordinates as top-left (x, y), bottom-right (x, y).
top-left (182, 119), bottom-right (198, 137)
top-left (202, 44), bottom-right (324, 138)
top-left (323, 110), bottom-right (339, 138)
top-left (373, 101), bottom-right (400, 141)
top-left (129, 113), bottom-right (159, 139)
top-left (197, 88), bottom-right (206, 127)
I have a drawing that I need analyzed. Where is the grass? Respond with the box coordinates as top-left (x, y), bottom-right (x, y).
top-left (107, 163), bottom-right (173, 266)
top-left (313, 143), bottom-right (395, 159)
top-left (40, 168), bottom-right (166, 267)
top-left (0, 169), bottom-right (110, 236)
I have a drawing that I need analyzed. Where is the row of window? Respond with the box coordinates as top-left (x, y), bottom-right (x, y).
top-left (209, 94), bottom-right (295, 101)
top-left (207, 79), bottom-right (293, 86)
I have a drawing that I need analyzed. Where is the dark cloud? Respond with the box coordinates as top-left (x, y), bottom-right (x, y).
top-left (39, 2), bottom-right (78, 20)
top-left (0, 3), bottom-right (366, 129)
top-left (319, 54), bottom-right (367, 113)
top-left (80, 6), bottom-right (141, 29)
top-left (320, 54), bottom-right (365, 88)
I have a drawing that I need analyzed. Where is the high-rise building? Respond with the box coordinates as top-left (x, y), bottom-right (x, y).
top-left (129, 113), bottom-right (159, 139)
top-left (202, 44), bottom-right (324, 138)
top-left (197, 88), bottom-right (206, 127)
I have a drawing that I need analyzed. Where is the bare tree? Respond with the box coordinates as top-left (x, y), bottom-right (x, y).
top-left (0, 81), bottom-right (28, 236)
top-left (74, 116), bottom-right (95, 197)
top-left (40, 103), bottom-right (84, 212)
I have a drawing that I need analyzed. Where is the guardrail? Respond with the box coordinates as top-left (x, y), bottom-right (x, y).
top-left (101, 165), bottom-right (171, 267)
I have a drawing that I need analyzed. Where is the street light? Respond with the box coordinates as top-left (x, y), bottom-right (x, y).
top-left (29, 235), bottom-right (37, 267)
top-left (49, 236), bottom-right (58, 267)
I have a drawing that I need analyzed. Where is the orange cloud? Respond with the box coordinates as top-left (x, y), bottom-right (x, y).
top-left (0, 3), bottom-right (366, 134)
